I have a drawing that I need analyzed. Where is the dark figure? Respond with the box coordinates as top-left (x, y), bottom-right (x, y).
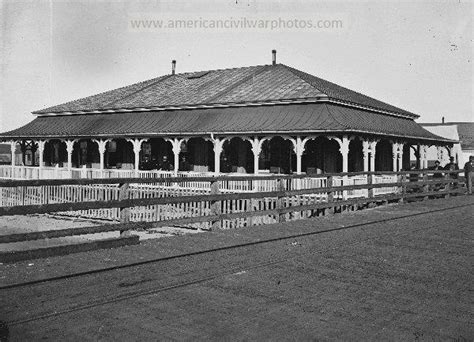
top-left (444, 156), bottom-right (459, 178)
top-left (430, 160), bottom-right (444, 178)
top-left (408, 163), bottom-right (418, 182)
top-left (180, 155), bottom-right (191, 171)
top-left (220, 156), bottom-right (231, 173)
top-left (140, 156), bottom-right (153, 170)
top-left (158, 155), bottom-right (173, 171)
top-left (464, 155), bottom-right (474, 195)
top-left (408, 163), bottom-right (420, 193)
top-left (430, 160), bottom-right (444, 192)
top-left (150, 156), bottom-right (159, 170)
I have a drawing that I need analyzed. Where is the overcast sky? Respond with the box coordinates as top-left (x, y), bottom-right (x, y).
top-left (1, 0), bottom-right (472, 133)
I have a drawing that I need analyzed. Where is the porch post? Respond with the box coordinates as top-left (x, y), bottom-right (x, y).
top-left (397, 143), bottom-right (404, 171)
top-left (392, 143), bottom-right (398, 171)
top-left (293, 136), bottom-right (306, 174)
top-left (419, 145), bottom-right (428, 169)
top-left (93, 139), bottom-right (108, 170)
top-left (127, 138), bottom-right (146, 173)
top-left (340, 136), bottom-right (350, 173)
top-left (65, 140), bottom-right (75, 170)
top-left (362, 141), bottom-right (370, 172)
top-left (251, 137), bottom-right (263, 175)
top-left (166, 138), bottom-right (184, 176)
top-left (10, 141), bottom-right (16, 167)
top-left (37, 140), bottom-right (45, 178)
top-left (370, 141), bottom-right (377, 172)
top-left (424, 146), bottom-right (429, 169)
top-left (37, 140), bottom-right (45, 167)
top-left (9, 141), bottom-right (17, 179)
top-left (436, 145), bottom-right (446, 164)
top-left (212, 137), bottom-right (224, 175)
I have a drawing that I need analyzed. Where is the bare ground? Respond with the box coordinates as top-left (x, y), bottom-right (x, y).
top-left (0, 196), bottom-right (473, 341)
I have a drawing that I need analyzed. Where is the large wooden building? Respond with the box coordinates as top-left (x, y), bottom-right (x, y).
top-left (0, 52), bottom-right (452, 179)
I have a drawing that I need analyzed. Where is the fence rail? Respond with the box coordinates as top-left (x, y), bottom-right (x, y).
top-left (0, 170), bottom-right (467, 231)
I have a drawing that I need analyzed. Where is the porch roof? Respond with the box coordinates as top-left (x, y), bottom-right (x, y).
top-left (0, 103), bottom-right (451, 143)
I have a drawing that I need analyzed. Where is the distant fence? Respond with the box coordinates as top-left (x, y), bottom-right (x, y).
top-left (0, 170), bottom-right (467, 231)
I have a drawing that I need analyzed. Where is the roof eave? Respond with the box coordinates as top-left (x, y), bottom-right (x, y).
top-left (32, 96), bottom-right (418, 120)
top-left (0, 128), bottom-right (456, 145)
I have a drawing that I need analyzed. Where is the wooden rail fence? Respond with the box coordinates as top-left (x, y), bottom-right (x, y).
top-left (0, 169), bottom-right (469, 262)
top-left (0, 170), bottom-right (467, 233)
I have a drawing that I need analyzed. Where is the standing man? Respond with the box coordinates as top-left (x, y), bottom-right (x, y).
top-left (463, 156), bottom-right (474, 195)
top-left (444, 156), bottom-right (459, 179)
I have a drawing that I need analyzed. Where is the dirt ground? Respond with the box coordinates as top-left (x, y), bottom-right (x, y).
top-left (0, 214), bottom-right (199, 252)
top-left (1, 196), bottom-right (473, 341)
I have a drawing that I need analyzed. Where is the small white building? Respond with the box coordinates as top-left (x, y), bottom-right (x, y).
top-left (422, 122), bottom-right (474, 167)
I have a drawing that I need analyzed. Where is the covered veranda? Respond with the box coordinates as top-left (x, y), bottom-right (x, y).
top-left (0, 103), bottom-right (453, 180)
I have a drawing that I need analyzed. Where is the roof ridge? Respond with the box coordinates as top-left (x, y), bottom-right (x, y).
top-left (174, 63), bottom-right (270, 77)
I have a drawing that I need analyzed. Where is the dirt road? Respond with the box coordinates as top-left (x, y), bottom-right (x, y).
top-left (1, 196), bottom-right (473, 341)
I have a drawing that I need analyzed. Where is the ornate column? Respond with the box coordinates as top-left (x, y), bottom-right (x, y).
top-left (65, 140), bottom-right (75, 170)
top-left (212, 137), bottom-right (225, 175)
top-left (391, 142), bottom-right (405, 172)
top-left (10, 141), bottom-right (16, 167)
top-left (93, 139), bottom-right (109, 170)
top-left (362, 141), bottom-right (370, 172)
top-left (37, 140), bottom-right (46, 178)
top-left (397, 143), bottom-right (404, 171)
top-left (251, 137), bottom-right (263, 175)
top-left (436, 145), bottom-right (447, 165)
top-left (370, 141), bottom-right (377, 172)
top-left (166, 138), bottom-right (185, 176)
top-left (339, 136), bottom-right (350, 173)
top-left (287, 136), bottom-right (305, 174)
top-left (127, 138), bottom-right (146, 172)
top-left (37, 140), bottom-right (46, 167)
top-left (292, 136), bottom-right (306, 174)
top-left (419, 145), bottom-right (428, 169)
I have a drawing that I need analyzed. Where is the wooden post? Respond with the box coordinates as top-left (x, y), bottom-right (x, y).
top-left (422, 172), bottom-right (429, 201)
top-left (326, 175), bottom-right (334, 214)
top-left (400, 173), bottom-right (407, 203)
top-left (367, 173), bottom-right (374, 208)
top-left (210, 180), bottom-right (221, 230)
top-left (277, 178), bottom-right (286, 223)
top-left (443, 172), bottom-right (451, 199)
top-left (119, 182), bottom-right (131, 236)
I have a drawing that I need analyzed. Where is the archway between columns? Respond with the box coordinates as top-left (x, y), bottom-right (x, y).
top-left (260, 137), bottom-right (295, 174)
top-left (105, 139), bottom-right (134, 169)
top-left (44, 140), bottom-right (67, 167)
top-left (375, 139), bottom-right (392, 171)
top-left (184, 138), bottom-right (214, 172)
top-left (348, 138), bottom-right (363, 172)
top-left (302, 136), bottom-right (342, 174)
top-left (222, 137), bottom-right (253, 173)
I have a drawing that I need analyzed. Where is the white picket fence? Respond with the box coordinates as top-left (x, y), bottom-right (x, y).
top-left (0, 165), bottom-right (401, 229)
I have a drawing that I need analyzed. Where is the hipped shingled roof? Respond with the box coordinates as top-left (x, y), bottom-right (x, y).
top-left (0, 63), bottom-right (451, 142)
top-left (32, 64), bottom-right (417, 117)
